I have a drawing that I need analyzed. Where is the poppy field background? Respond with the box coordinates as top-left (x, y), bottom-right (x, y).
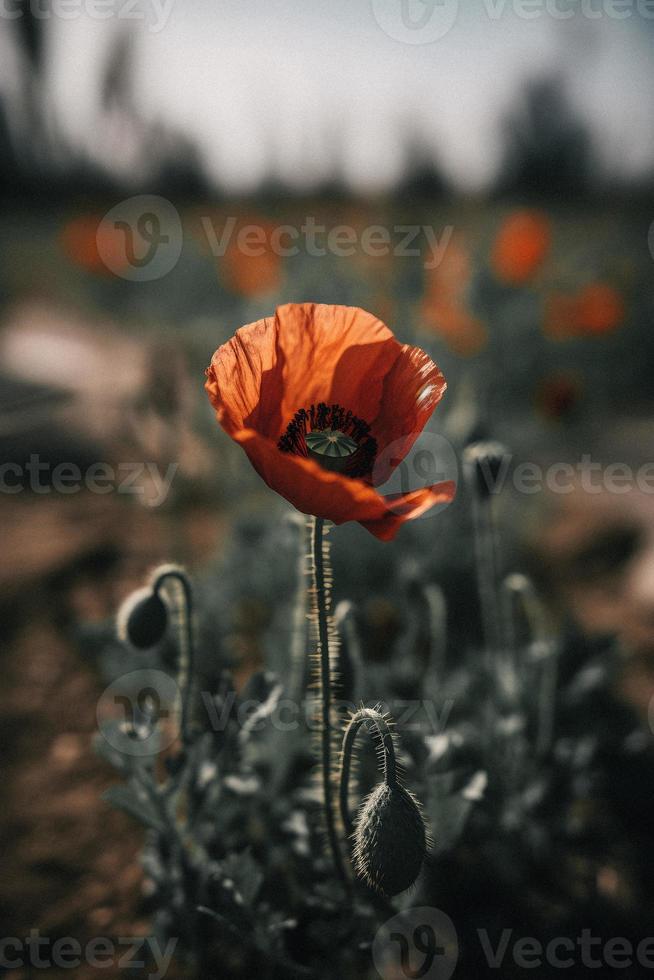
top-left (2, 7), bottom-right (654, 980)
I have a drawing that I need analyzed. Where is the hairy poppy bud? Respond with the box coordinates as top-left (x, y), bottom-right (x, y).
top-left (117, 586), bottom-right (168, 649)
top-left (463, 440), bottom-right (509, 499)
top-left (353, 782), bottom-right (427, 897)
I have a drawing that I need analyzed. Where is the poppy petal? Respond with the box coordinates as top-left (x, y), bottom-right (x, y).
top-left (370, 345), bottom-right (447, 485)
top-left (207, 303), bottom-right (420, 441)
top-left (206, 303), bottom-right (453, 538)
top-left (227, 426), bottom-right (454, 541)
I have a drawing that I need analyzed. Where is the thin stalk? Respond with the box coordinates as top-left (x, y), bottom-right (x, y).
top-left (289, 514), bottom-right (310, 706)
top-left (470, 491), bottom-right (502, 655)
top-left (521, 586), bottom-right (558, 759)
top-left (339, 707), bottom-right (398, 839)
top-left (153, 566), bottom-right (194, 747)
top-left (464, 446), bottom-right (510, 757)
top-left (334, 600), bottom-right (364, 707)
top-left (502, 573), bottom-right (558, 758)
top-left (311, 516), bottom-right (347, 884)
top-left (424, 584), bottom-right (447, 685)
top-left (470, 490), bottom-right (501, 752)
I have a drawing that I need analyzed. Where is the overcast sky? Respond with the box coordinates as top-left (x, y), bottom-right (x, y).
top-left (9, 0), bottom-right (654, 192)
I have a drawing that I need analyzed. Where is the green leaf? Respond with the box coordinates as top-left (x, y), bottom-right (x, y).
top-left (221, 849), bottom-right (264, 907)
top-left (103, 782), bottom-right (166, 834)
top-left (426, 771), bottom-right (480, 856)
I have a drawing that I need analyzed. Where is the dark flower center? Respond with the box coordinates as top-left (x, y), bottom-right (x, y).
top-left (278, 402), bottom-right (377, 477)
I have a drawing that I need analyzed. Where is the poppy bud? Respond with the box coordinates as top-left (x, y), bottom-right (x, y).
top-left (117, 586), bottom-right (168, 649)
top-left (353, 782), bottom-right (427, 897)
top-left (463, 440), bottom-right (509, 499)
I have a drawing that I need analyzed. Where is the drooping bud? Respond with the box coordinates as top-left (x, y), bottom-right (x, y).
top-left (353, 782), bottom-right (428, 897)
top-left (117, 586), bottom-right (168, 649)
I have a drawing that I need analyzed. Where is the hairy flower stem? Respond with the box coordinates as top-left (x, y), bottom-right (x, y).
top-left (311, 516), bottom-right (348, 884)
top-left (289, 514), bottom-right (311, 706)
top-left (153, 566), bottom-right (195, 747)
top-left (339, 708), bottom-right (397, 839)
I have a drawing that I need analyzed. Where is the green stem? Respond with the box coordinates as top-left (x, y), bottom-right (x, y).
top-left (340, 708), bottom-right (398, 840)
top-left (153, 567), bottom-right (194, 747)
top-left (311, 516), bottom-right (347, 884)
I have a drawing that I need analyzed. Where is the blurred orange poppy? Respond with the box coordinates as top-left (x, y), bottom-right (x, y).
top-left (60, 214), bottom-right (129, 276)
top-left (421, 236), bottom-right (487, 356)
top-left (220, 218), bottom-right (282, 296)
top-left (544, 283), bottom-right (624, 339)
top-left (491, 209), bottom-right (551, 284)
top-left (206, 303), bottom-right (455, 540)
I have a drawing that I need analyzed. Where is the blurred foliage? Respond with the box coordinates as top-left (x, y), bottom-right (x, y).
top-left (95, 497), bottom-right (654, 978)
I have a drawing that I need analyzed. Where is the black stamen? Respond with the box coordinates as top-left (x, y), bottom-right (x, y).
top-left (278, 402), bottom-right (377, 479)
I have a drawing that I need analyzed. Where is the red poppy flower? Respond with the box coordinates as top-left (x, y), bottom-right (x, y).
top-left (60, 214), bottom-right (130, 276)
top-left (421, 235), bottom-right (487, 356)
top-left (491, 209), bottom-right (551, 285)
top-left (205, 303), bottom-right (455, 540)
top-left (221, 217), bottom-right (283, 297)
top-left (544, 283), bottom-right (624, 339)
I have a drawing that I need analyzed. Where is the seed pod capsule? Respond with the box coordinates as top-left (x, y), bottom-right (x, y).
top-left (117, 587), bottom-right (168, 649)
top-left (463, 440), bottom-right (509, 499)
top-left (353, 782), bottom-right (427, 897)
